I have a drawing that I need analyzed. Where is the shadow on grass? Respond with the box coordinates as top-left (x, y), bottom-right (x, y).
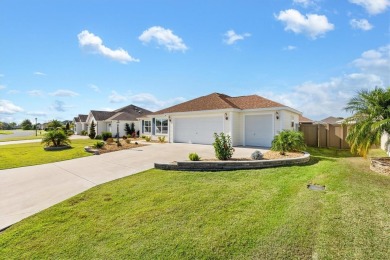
top-left (300, 147), bottom-right (357, 166)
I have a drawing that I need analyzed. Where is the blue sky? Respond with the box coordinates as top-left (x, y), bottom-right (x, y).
top-left (0, 0), bottom-right (389, 123)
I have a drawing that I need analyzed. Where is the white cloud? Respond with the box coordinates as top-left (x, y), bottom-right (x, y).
top-left (352, 45), bottom-right (390, 85)
top-left (349, 0), bottom-right (390, 15)
top-left (139, 26), bottom-right (188, 52)
top-left (34, 71), bottom-right (46, 76)
top-left (350, 19), bottom-right (373, 30)
top-left (0, 100), bottom-right (24, 114)
top-left (275, 9), bottom-right (334, 39)
top-left (223, 30), bottom-right (251, 45)
top-left (129, 93), bottom-right (186, 111)
top-left (7, 90), bottom-right (20, 94)
top-left (293, 0), bottom-right (315, 8)
top-left (0, 85), bottom-right (5, 90)
top-left (109, 91), bottom-right (128, 103)
top-left (89, 84), bottom-right (100, 92)
top-left (283, 45), bottom-right (297, 51)
top-left (261, 45), bottom-right (389, 120)
top-left (27, 90), bottom-right (44, 97)
top-left (50, 89), bottom-right (79, 97)
top-left (78, 30), bottom-right (139, 63)
top-left (26, 111), bottom-right (47, 117)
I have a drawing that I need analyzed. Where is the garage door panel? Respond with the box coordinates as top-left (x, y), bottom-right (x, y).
top-left (245, 114), bottom-right (273, 147)
top-left (174, 116), bottom-right (223, 144)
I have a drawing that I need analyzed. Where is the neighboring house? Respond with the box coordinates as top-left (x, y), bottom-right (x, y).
top-left (381, 132), bottom-right (390, 155)
top-left (320, 116), bottom-right (344, 124)
top-left (138, 92), bottom-right (301, 147)
top-left (85, 105), bottom-right (152, 137)
top-left (73, 114), bottom-right (88, 135)
top-left (299, 115), bottom-right (314, 125)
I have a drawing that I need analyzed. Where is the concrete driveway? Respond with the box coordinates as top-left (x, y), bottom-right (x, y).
top-left (0, 143), bottom-right (265, 230)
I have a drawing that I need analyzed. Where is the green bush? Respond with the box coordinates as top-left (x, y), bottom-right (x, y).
top-left (41, 129), bottom-right (71, 147)
top-left (81, 130), bottom-right (88, 136)
top-left (101, 131), bottom-right (112, 141)
top-left (271, 130), bottom-right (306, 155)
top-left (66, 130), bottom-right (74, 136)
top-left (145, 136), bottom-right (152, 142)
top-left (122, 135), bottom-right (127, 140)
top-left (93, 141), bottom-right (105, 149)
top-left (213, 132), bottom-right (234, 160)
top-left (158, 136), bottom-right (166, 143)
top-left (189, 152), bottom-right (200, 161)
top-left (95, 135), bottom-right (102, 140)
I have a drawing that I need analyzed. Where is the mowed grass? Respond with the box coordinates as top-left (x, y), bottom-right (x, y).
top-left (0, 148), bottom-right (389, 259)
top-left (0, 130), bottom-right (13, 135)
top-left (0, 139), bottom-right (96, 170)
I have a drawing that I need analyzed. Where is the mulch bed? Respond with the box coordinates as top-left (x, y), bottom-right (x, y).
top-left (201, 151), bottom-right (304, 161)
top-left (98, 140), bottom-right (147, 154)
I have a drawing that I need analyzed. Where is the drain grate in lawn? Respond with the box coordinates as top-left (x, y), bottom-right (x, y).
top-left (307, 184), bottom-right (326, 191)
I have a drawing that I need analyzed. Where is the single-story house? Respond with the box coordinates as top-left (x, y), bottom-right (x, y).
top-left (138, 92), bottom-right (301, 147)
top-left (73, 114), bottom-right (88, 135)
top-left (85, 104), bottom-right (152, 137)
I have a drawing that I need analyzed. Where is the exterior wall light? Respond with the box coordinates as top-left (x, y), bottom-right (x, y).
top-left (225, 113), bottom-right (228, 120)
top-left (276, 111), bottom-right (279, 120)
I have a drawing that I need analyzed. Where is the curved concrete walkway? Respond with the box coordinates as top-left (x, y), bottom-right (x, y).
top-left (0, 143), bottom-right (265, 230)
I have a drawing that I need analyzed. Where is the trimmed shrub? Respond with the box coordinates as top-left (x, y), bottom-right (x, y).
top-left (271, 130), bottom-right (306, 155)
top-left (145, 136), bottom-right (152, 142)
top-left (106, 138), bottom-right (114, 144)
top-left (251, 150), bottom-right (263, 160)
top-left (93, 141), bottom-right (105, 149)
top-left (125, 123), bottom-right (131, 136)
top-left (81, 130), bottom-right (88, 136)
top-left (122, 135), bottom-right (127, 140)
top-left (158, 136), bottom-right (166, 143)
top-left (213, 132), bottom-right (234, 160)
top-left (189, 152), bottom-right (200, 161)
top-left (66, 130), bottom-right (74, 136)
top-left (89, 121), bottom-right (96, 139)
top-left (101, 131), bottom-right (112, 141)
top-left (95, 135), bottom-right (102, 140)
top-left (141, 135), bottom-right (146, 139)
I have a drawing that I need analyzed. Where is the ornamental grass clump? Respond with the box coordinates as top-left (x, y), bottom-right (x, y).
top-left (271, 130), bottom-right (306, 155)
top-left (213, 132), bottom-right (234, 160)
top-left (189, 152), bottom-right (200, 161)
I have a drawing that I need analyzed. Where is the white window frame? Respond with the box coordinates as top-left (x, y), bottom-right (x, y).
top-left (143, 120), bottom-right (152, 134)
top-left (155, 118), bottom-right (168, 135)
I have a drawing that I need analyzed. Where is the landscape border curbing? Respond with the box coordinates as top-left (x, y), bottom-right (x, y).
top-left (43, 145), bottom-right (71, 151)
top-left (155, 152), bottom-right (310, 171)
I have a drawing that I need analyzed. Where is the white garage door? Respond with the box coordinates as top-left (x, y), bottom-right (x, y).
top-left (245, 114), bottom-right (273, 147)
top-left (174, 116), bottom-right (223, 144)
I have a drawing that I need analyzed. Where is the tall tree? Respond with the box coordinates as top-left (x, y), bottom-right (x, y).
top-left (344, 87), bottom-right (390, 157)
top-left (48, 120), bottom-right (63, 129)
top-left (21, 119), bottom-right (33, 130)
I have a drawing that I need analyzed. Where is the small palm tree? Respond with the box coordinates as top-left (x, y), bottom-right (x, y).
top-left (344, 87), bottom-right (390, 157)
top-left (271, 130), bottom-right (306, 155)
top-left (41, 128), bottom-right (71, 147)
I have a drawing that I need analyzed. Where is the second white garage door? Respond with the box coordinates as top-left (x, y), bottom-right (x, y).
top-left (173, 116), bottom-right (224, 144)
top-left (245, 114), bottom-right (274, 147)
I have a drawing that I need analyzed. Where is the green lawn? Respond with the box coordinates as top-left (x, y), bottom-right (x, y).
top-left (0, 148), bottom-right (389, 259)
top-left (0, 139), bottom-right (96, 170)
top-left (0, 130), bottom-right (13, 135)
